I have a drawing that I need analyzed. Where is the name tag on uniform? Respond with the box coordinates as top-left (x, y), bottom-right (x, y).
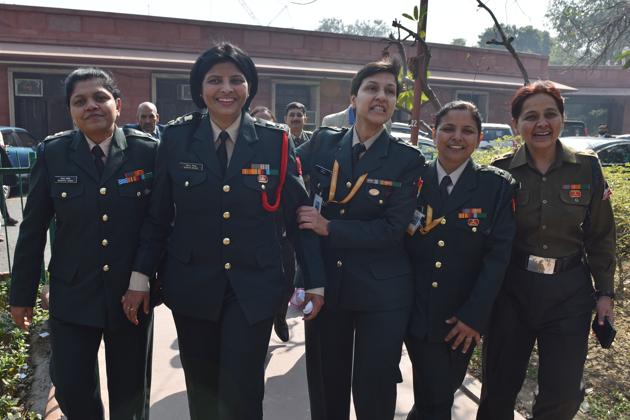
top-left (179, 162), bottom-right (204, 171)
top-left (54, 176), bottom-right (78, 184)
top-left (313, 193), bottom-right (323, 213)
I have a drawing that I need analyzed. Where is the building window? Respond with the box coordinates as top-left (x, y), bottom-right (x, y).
top-left (153, 74), bottom-right (197, 122)
top-left (273, 82), bottom-right (319, 130)
top-left (455, 90), bottom-right (489, 122)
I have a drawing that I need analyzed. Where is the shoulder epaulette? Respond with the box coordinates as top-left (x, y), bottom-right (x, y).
top-left (479, 164), bottom-right (513, 182)
top-left (490, 151), bottom-right (514, 165)
top-left (44, 129), bottom-right (73, 142)
top-left (168, 112), bottom-right (201, 126)
top-left (318, 125), bottom-right (346, 133)
top-left (122, 127), bottom-right (155, 141)
top-left (576, 148), bottom-right (598, 158)
top-left (253, 118), bottom-right (287, 132)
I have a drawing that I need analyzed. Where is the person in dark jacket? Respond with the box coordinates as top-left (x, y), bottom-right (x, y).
top-left (477, 81), bottom-right (616, 420)
top-left (404, 101), bottom-right (517, 419)
top-left (10, 67), bottom-right (156, 420)
top-left (297, 59), bottom-right (425, 419)
top-left (126, 42), bottom-right (326, 420)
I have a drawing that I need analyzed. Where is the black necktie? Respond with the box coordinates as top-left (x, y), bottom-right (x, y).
top-left (440, 174), bottom-right (452, 200)
top-left (352, 143), bottom-right (366, 167)
top-left (217, 131), bottom-right (229, 176)
top-left (92, 145), bottom-right (105, 177)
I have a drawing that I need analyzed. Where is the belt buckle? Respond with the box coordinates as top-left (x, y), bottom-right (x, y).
top-left (527, 255), bottom-right (556, 275)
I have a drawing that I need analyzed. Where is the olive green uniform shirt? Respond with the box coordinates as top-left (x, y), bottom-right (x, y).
top-left (493, 141), bottom-right (616, 293)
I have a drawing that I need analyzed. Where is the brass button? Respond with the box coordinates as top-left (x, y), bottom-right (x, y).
top-left (223, 211), bottom-right (231, 219)
top-left (261, 184), bottom-right (266, 190)
top-left (378, 199), bottom-right (384, 205)
top-left (223, 185), bottom-right (231, 193)
top-left (136, 191), bottom-right (142, 197)
top-left (440, 218), bottom-right (446, 225)
top-left (432, 281), bottom-right (439, 288)
top-left (345, 181), bottom-right (352, 188)
top-left (336, 260), bottom-right (343, 268)
top-left (340, 209), bottom-right (346, 215)
top-left (542, 199), bottom-right (548, 204)
top-left (223, 238), bottom-right (230, 246)
top-left (542, 225), bottom-right (547, 230)
top-left (438, 240), bottom-right (445, 247)
top-left (435, 261), bottom-right (442, 269)
top-left (102, 214), bottom-right (109, 222)
top-left (102, 264), bottom-right (110, 272)
top-left (472, 227), bottom-right (478, 233)
top-left (542, 177), bottom-right (547, 182)
top-left (101, 239), bottom-right (108, 247)
top-left (224, 262), bottom-right (231, 270)
top-left (100, 187), bottom-right (107, 196)
top-left (61, 192), bottom-right (67, 198)
top-left (543, 244), bottom-right (549, 250)
top-left (184, 181), bottom-right (190, 187)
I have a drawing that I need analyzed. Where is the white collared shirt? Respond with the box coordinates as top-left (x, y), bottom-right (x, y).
top-left (210, 114), bottom-right (241, 165)
top-left (352, 126), bottom-right (384, 159)
top-left (436, 158), bottom-right (470, 195)
top-left (85, 133), bottom-right (113, 162)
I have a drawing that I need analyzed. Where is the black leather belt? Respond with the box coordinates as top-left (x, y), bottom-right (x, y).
top-left (511, 251), bottom-right (584, 275)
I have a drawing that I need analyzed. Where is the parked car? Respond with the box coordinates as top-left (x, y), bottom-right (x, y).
top-left (615, 134), bottom-right (630, 140)
top-left (560, 136), bottom-right (630, 165)
top-left (0, 126), bottom-right (39, 192)
top-left (480, 123), bottom-right (515, 149)
top-left (391, 122), bottom-right (430, 138)
top-left (390, 129), bottom-right (437, 161)
top-left (561, 120), bottom-right (588, 137)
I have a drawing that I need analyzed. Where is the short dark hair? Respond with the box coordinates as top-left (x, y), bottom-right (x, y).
top-left (285, 102), bottom-right (306, 116)
top-left (64, 67), bottom-right (120, 107)
top-left (511, 80), bottom-right (564, 120)
top-left (434, 100), bottom-right (482, 134)
top-left (189, 42), bottom-right (258, 110)
top-left (250, 106), bottom-right (276, 122)
top-left (350, 60), bottom-right (402, 97)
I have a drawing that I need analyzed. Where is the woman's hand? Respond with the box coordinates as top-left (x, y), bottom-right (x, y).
top-left (297, 206), bottom-right (330, 236)
top-left (302, 293), bottom-right (325, 321)
top-left (121, 290), bottom-right (150, 326)
top-left (10, 306), bottom-right (33, 331)
top-left (596, 296), bottom-right (614, 325)
top-left (444, 316), bottom-right (480, 353)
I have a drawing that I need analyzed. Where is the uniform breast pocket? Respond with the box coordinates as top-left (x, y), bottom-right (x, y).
top-left (559, 188), bottom-right (590, 217)
top-left (241, 173), bottom-right (278, 194)
top-left (118, 181), bottom-right (150, 199)
top-left (50, 183), bottom-right (85, 217)
top-left (363, 184), bottom-right (390, 208)
top-left (172, 170), bottom-right (208, 191)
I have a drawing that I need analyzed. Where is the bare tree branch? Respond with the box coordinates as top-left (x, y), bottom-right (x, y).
top-left (476, 0), bottom-right (530, 84)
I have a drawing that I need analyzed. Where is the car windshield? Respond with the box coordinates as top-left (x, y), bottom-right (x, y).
top-left (483, 129), bottom-right (512, 142)
top-left (16, 131), bottom-right (38, 148)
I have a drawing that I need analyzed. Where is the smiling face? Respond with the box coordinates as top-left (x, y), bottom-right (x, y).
top-left (202, 61), bottom-right (249, 128)
top-left (285, 107), bottom-right (307, 134)
top-left (351, 71), bottom-right (397, 133)
top-left (69, 78), bottom-right (120, 142)
top-left (513, 93), bottom-right (563, 153)
top-left (433, 109), bottom-right (481, 173)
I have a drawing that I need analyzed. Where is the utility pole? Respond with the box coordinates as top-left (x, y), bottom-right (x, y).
top-left (410, 0), bottom-right (428, 145)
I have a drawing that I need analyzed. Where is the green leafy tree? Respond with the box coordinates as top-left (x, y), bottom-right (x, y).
top-left (477, 24), bottom-right (552, 55)
top-left (317, 18), bottom-right (391, 37)
top-left (451, 38), bottom-right (467, 46)
top-left (546, 0), bottom-right (630, 65)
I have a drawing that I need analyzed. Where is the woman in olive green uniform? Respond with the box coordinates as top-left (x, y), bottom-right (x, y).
top-left (477, 81), bottom-right (616, 420)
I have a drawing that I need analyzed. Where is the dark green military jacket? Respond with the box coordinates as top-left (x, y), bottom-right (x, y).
top-left (10, 127), bottom-right (157, 329)
top-left (492, 141), bottom-right (616, 293)
top-left (133, 112), bottom-right (326, 325)
top-left (406, 160), bottom-right (517, 340)
top-left (297, 127), bottom-right (425, 310)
